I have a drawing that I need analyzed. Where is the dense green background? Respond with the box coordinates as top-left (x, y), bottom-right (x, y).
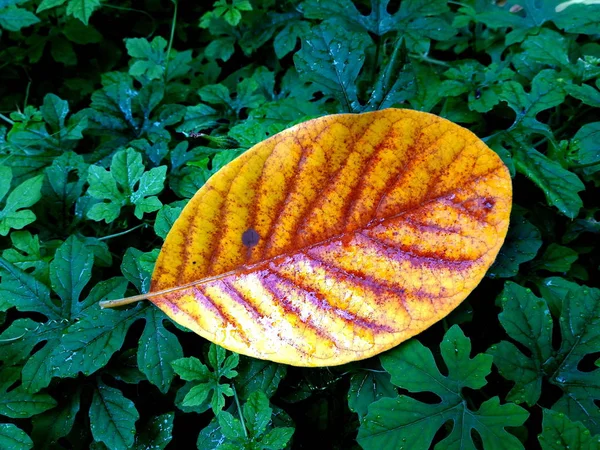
top-left (1, 0), bottom-right (600, 449)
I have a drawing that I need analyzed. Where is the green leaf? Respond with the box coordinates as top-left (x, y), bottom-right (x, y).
top-left (243, 390), bottom-right (271, 437)
top-left (138, 308), bottom-right (183, 394)
top-left (512, 139), bottom-right (585, 219)
top-left (302, 0), bottom-right (453, 50)
top-left (538, 408), bottom-right (600, 450)
top-left (0, 170), bottom-right (44, 236)
top-left (358, 325), bottom-right (529, 450)
top-left (488, 207), bottom-right (542, 278)
top-left (294, 22), bottom-right (371, 112)
top-left (66, 0), bottom-right (101, 25)
top-left (154, 203), bottom-right (183, 239)
top-left (62, 18), bottom-right (103, 43)
top-left (37, 0), bottom-right (67, 13)
top-left (134, 412), bottom-right (174, 450)
top-left (49, 235), bottom-right (94, 318)
top-left (0, 256), bottom-right (59, 318)
top-left (126, 37), bottom-right (168, 80)
top-left (0, 423), bottom-right (33, 450)
top-left (409, 64), bottom-right (462, 113)
top-left (274, 21), bottom-right (310, 58)
top-left (488, 282), bottom-right (553, 406)
top-left (474, 0), bottom-right (560, 41)
top-left (554, 2), bottom-right (600, 34)
top-left (500, 69), bottom-right (566, 136)
top-left (0, 367), bottom-right (56, 419)
top-left (539, 276), bottom-right (581, 317)
top-left (490, 280), bottom-right (600, 433)
top-left (234, 357), bottom-right (287, 401)
top-left (121, 247), bottom-right (159, 294)
top-left (534, 243), bottom-right (579, 273)
top-left (41, 94), bottom-right (69, 131)
top-left (205, 37), bottom-right (236, 62)
top-left (31, 388), bottom-right (80, 449)
top-left (567, 82), bottom-right (600, 108)
top-left (348, 370), bottom-right (396, 420)
top-left (260, 427), bottom-right (295, 450)
top-left (171, 356), bottom-right (210, 381)
top-left (173, 344), bottom-right (239, 414)
top-left (215, 391), bottom-right (294, 449)
top-left (87, 148), bottom-right (166, 223)
top-left (573, 122), bottom-right (600, 167)
top-left (0, 5), bottom-right (40, 31)
top-left (44, 151), bottom-right (89, 211)
top-left (217, 411), bottom-right (246, 442)
top-left (364, 37), bottom-right (416, 111)
top-left (522, 29), bottom-right (578, 78)
top-left (89, 381), bottom-right (140, 450)
top-left (552, 285), bottom-right (600, 433)
top-left (50, 280), bottom-right (139, 380)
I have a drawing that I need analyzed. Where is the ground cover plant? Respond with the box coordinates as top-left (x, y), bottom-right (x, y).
top-left (0, 0), bottom-right (599, 449)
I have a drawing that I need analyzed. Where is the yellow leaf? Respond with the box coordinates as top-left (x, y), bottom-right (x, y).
top-left (109, 108), bottom-right (512, 367)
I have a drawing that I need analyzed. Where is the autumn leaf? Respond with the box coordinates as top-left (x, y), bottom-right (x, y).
top-left (104, 108), bottom-right (512, 367)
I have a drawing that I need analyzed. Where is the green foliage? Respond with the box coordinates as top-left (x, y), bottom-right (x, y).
top-left (217, 391), bottom-right (294, 450)
top-left (172, 344), bottom-right (239, 414)
top-left (538, 408), bottom-right (600, 450)
top-left (86, 148), bottom-right (167, 223)
top-left (489, 281), bottom-right (600, 433)
top-left (358, 326), bottom-right (529, 449)
top-left (1, 0), bottom-right (599, 448)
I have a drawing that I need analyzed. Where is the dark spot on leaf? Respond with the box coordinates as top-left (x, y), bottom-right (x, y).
top-left (483, 198), bottom-right (495, 209)
top-left (242, 228), bottom-right (260, 247)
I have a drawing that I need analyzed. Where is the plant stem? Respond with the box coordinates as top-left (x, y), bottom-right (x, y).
top-left (571, 160), bottom-right (600, 169)
top-left (164, 0), bottom-right (178, 83)
top-left (410, 53), bottom-right (450, 67)
top-left (104, 4), bottom-right (158, 37)
top-left (98, 223), bottom-right (146, 241)
top-left (0, 113), bottom-right (14, 126)
top-left (233, 385), bottom-right (248, 439)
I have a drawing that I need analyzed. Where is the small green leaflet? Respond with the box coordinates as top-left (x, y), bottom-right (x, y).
top-left (133, 412), bottom-right (174, 450)
top-left (37, 0), bottom-right (102, 25)
top-left (0, 167), bottom-right (43, 236)
top-left (217, 391), bottom-right (294, 450)
top-left (86, 148), bottom-right (167, 223)
top-left (126, 36), bottom-right (168, 80)
top-left (0, 423), bottom-right (33, 450)
top-left (172, 344), bottom-right (239, 414)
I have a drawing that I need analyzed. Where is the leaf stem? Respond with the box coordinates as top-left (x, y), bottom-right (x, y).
top-left (571, 160), bottom-right (600, 169)
top-left (164, 0), bottom-right (178, 83)
top-left (0, 113), bottom-right (14, 126)
top-left (103, 4), bottom-right (158, 38)
top-left (232, 385), bottom-right (248, 439)
top-left (410, 53), bottom-right (450, 67)
top-left (98, 223), bottom-right (146, 241)
top-left (99, 268), bottom-right (242, 308)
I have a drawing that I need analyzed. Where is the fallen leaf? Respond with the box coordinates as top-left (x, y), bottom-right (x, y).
top-left (114, 108), bottom-right (512, 367)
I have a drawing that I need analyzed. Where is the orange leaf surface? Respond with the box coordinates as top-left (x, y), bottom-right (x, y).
top-left (150, 108), bottom-right (512, 366)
